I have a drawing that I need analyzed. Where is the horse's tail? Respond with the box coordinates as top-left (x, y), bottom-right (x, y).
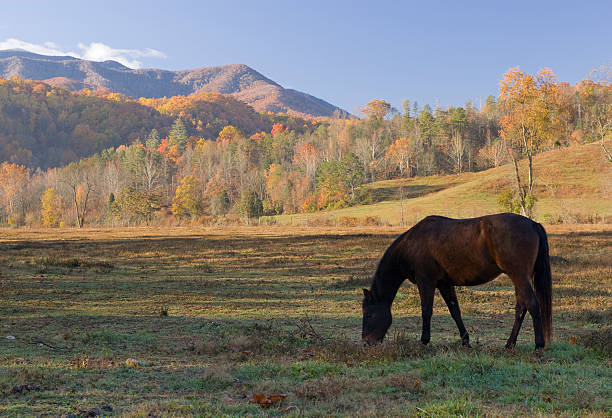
top-left (533, 222), bottom-right (552, 346)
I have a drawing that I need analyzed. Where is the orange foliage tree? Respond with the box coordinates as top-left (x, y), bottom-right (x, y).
top-left (361, 99), bottom-right (392, 120)
top-left (0, 162), bottom-right (30, 225)
top-left (498, 67), bottom-right (563, 217)
top-left (385, 137), bottom-right (416, 177)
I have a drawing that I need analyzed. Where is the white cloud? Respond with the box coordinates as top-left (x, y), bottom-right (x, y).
top-left (77, 42), bottom-right (166, 68)
top-left (0, 38), bottom-right (166, 69)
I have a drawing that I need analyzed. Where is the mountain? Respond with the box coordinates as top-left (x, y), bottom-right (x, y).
top-left (0, 77), bottom-right (313, 169)
top-left (0, 50), bottom-right (349, 118)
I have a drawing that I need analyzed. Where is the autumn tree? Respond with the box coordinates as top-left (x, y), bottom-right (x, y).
top-left (385, 137), bottom-right (416, 177)
top-left (498, 67), bottom-right (563, 217)
top-left (59, 159), bottom-right (99, 227)
top-left (237, 189), bottom-right (263, 220)
top-left (361, 99), bottom-right (392, 120)
top-left (476, 140), bottom-right (506, 169)
top-left (581, 73), bottom-right (612, 163)
top-left (0, 162), bottom-right (30, 225)
top-left (117, 187), bottom-right (162, 225)
top-left (293, 142), bottom-right (319, 181)
top-left (172, 175), bottom-right (203, 219)
top-left (41, 188), bottom-right (61, 227)
top-left (264, 163), bottom-right (288, 214)
top-left (217, 125), bottom-right (243, 144)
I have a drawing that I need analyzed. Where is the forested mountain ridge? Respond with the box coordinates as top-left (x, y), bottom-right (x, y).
top-left (0, 77), bottom-right (310, 169)
top-left (0, 50), bottom-right (348, 118)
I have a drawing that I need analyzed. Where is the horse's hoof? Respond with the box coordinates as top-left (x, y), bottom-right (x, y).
top-left (463, 342), bottom-right (472, 349)
top-left (505, 342), bottom-right (516, 349)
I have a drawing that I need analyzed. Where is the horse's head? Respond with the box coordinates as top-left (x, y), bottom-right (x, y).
top-left (361, 288), bottom-right (392, 345)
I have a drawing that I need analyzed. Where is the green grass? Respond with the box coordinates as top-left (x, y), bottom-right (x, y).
top-left (270, 141), bottom-right (612, 226)
top-left (0, 226), bottom-right (610, 416)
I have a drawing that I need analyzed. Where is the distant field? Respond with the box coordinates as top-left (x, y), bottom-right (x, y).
top-left (0, 225), bottom-right (611, 416)
top-left (270, 141), bottom-right (612, 226)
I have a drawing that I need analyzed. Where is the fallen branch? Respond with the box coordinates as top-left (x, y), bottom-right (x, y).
top-left (8, 336), bottom-right (73, 352)
top-left (294, 313), bottom-right (327, 343)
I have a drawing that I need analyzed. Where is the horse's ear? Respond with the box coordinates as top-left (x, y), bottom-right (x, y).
top-left (362, 288), bottom-right (371, 301)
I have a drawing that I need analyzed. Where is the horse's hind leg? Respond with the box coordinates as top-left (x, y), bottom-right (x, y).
top-left (438, 283), bottom-right (470, 347)
top-left (505, 302), bottom-right (527, 349)
top-left (509, 278), bottom-right (545, 349)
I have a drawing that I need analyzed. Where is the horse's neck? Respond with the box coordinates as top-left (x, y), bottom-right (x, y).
top-left (372, 269), bottom-right (403, 307)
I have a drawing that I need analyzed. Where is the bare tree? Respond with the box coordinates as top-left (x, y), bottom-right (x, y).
top-left (59, 160), bottom-right (100, 228)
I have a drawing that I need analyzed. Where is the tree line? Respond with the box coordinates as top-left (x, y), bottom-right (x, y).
top-left (0, 67), bottom-right (610, 227)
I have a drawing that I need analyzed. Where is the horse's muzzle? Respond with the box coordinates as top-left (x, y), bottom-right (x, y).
top-left (362, 334), bottom-right (382, 346)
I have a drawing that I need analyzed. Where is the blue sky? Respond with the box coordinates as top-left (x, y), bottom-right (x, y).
top-left (1, 0), bottom-right (611, 113)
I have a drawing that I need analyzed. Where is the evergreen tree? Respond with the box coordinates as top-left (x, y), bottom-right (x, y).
top-left (169, 119), bottom-right (188, 152)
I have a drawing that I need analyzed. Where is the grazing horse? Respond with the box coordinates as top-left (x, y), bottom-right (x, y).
top-left (362, 213), bottom-right (552, 349)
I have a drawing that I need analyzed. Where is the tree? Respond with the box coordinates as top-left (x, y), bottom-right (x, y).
top-left (581, 77), bottom-right (612, 164)
top-left (237, 189), bottom-right (263, 220)
top-left (450, 107), bottom-right (468, 172)
top-left (361, 99), bottom-right (392, 120)
top-left (117, 187), bottom-right (162, 225)
top-left (293, 142), bottom-right (319, 181)
top-left (217, 125), bottom-right (243, 144)
top-left (498, 67), bottom-right (562, 217)
top-left (476, 140), bottom-right (506, 169)
top-left (169, 118), bottom-right (188, 152)
top-left (142, 129), bottom-right (163, 190)
top-left (386, 137), bottom-right (416, 177)
top-left (41, 188), bottom-right (61, 227)
top-left (265, 163), bottom-right (288, 214)
top-left (172, 175), bottom-right (202, 219)
top-left (339, 152), bottom-right (365, 201)
top-left (59, 160), bottom-right (98, 228)
top-left (0, 162), bottom-right (30, 225)
top-left (314, 160), bottom-right (347, 210)
top-left (210, 189), bottom-right (230, 216)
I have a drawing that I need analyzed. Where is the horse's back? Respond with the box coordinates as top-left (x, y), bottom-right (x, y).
top-left (406, 213), bottom-right (540, 284)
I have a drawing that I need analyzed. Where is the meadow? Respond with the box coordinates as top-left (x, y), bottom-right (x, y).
top-left (0, 225), bottom-right (610, 417)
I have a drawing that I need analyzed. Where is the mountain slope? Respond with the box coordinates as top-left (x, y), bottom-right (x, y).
top-left (0, 50), bottom-right (348, 118)
top-left (272, 141), bottom-right (612, 225)
top-left (0, 77), bottom-right (289, 169)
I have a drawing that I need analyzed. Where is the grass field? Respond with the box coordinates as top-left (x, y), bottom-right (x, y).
top-left (271, 141), bottom-right (612, 226)
top-left (1, 225), bottom-right (611, 417)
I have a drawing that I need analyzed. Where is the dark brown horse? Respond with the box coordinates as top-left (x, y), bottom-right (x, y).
top-left (362, 213), bottom-right (552, 349)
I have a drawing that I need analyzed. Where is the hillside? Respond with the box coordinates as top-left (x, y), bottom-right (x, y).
top-left (271, 141), bottom-right (612, 225)
top-left (0, 50), bottom-right (349, 118)
top-left (0, 78), bottom-right (299, 169)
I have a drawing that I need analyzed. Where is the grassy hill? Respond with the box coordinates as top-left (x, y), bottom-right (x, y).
top-left (271, 140), bottom-right (612, 226)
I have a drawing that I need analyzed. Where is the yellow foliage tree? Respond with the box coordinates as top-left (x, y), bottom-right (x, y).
top-left (172, 175), bottom-right (203, 219)
top-left (217, 125), bottom-right (243, 144)
top-left (41, 188), bottom-right (61, 227)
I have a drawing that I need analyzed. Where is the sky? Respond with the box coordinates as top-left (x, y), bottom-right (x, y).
top-left (1, 0), bottom-right (611, 114)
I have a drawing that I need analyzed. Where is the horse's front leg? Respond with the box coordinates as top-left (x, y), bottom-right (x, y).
top-left (438, 283), bottom-right (471, 348)
top-left (417, 282), bottom-right (435, 345)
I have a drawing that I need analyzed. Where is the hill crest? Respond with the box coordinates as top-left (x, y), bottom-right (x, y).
top-left (0, 50), bottom-right (348, 118)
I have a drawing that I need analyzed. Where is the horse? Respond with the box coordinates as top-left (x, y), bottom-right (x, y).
top-left (362, 213), bottom-right (552, 349)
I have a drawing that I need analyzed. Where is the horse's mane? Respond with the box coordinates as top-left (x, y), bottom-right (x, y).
top-left (368, 229), bottom-right (411, 303)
